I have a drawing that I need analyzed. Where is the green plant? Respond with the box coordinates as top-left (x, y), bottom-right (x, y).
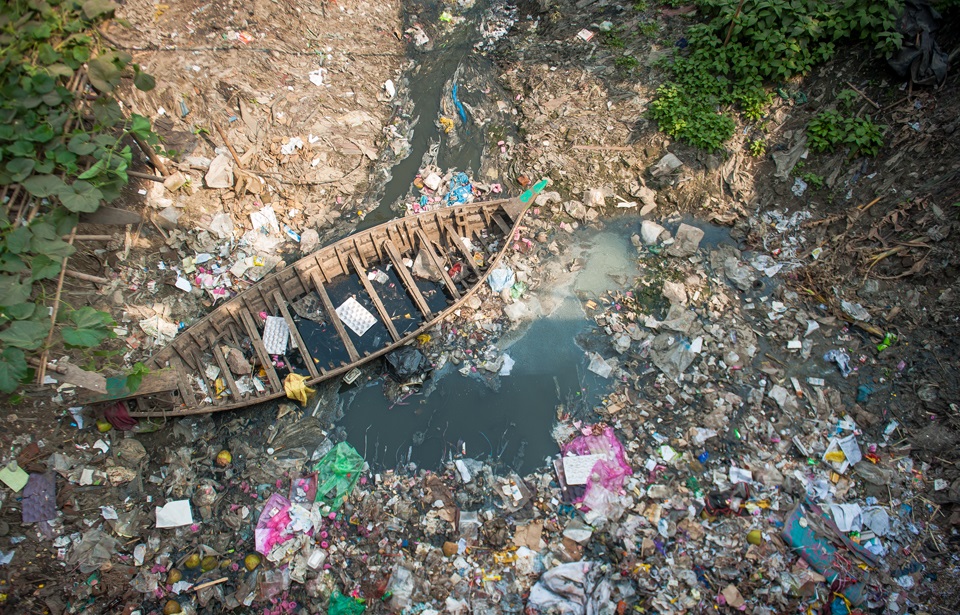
top-left (0, 0), bottom-right (159, 393)
top-left (600, 27), bottom-right (626, 48)
top-left (807, 110), bottom-right (885, 157)
top-left (126, 361), bottom-right (150, 392)
top-left (648, 0), bottom-right (903, 150)
top-left (638, 19), bottom-right (660, 36)
top-left (836, 88), bottom-right (859, 110)
top-left (615, 55), bottom-right (640, 70)
top-left (633, 0), bottom-right (650, 11)
top-left (649, 84), bottom-right (736, 151)
top-left (801, 172), bottom-right (825, 189)
top-left (748, 138), bottom-right (766, 157)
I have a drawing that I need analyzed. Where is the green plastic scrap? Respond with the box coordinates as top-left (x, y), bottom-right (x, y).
top-left (328, 590), bottom-right (366, 615)
top-left (313, 442), bottom-right (365, 510)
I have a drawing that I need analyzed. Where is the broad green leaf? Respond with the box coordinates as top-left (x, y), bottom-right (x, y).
top-left (55, 180), bottom-right (103, 213)
top-left (21, 174), bottom-right (65, 197)
top-left (133, 69), bottom-right (156, 92)
top-left (48, 208), bottom-right (79, 235)
top-left (0, 319), bottom-right (49, 350)
top-left (77, 158), bottom-right (107, 180)
top-left (91, 97), bottom-right (122, 126)
top-left (30, 234), bottom-right (75, 258)
top-left (69, 305), bottom-right (115, 329)
top-left (8, 140), bottom-right (35, 157)
top-left (61, 326), bottom-right (111, 347)
top-left (71, 46), bottom-right (91, 63)
top-left (67, 134), bottom-right (97, 156)
top-left (0, 254), bottom-right (27, 274)
top-left (82, 0), bottom-right (119, 19)
top-left (5, 158), bottom-right (35, 182)
top-left (0, 347), bottom-right (29, 394)
top-left (87, 57), bottom-right (121, 93)
top-left (0, 276), bottom-right (32, 306)
top-left (128, 114), bottom-right (152, 138)
top-left (32, 73), bottom-right (56, 95)
top-left (34, 159), bottom-right (55, 174)
top-left (4, 303), bottom-right (36, 320)
top-left (42, 90), bottom-right (63, 106)
top-left (6, 226), bottom-right (32, 254)
top-left (27, 123), bottom-right (55, 143)
top-left (46, 64), bottom-right (75, 79)
top-left (30, 254), bottom-right (61, 281)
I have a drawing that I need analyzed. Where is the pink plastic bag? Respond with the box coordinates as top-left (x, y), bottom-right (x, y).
top-left (255, 493), bottom-right (294, 555)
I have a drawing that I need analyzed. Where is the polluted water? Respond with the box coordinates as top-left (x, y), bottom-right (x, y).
top-left (336, 222), bottom-right (647, 474)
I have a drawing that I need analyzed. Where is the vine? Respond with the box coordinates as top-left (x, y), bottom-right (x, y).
top-left (0, 0), bottom-right (159, 393)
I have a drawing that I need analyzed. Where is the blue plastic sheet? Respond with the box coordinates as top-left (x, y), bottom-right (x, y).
top-left (445, 172), bottom-right (473, 206)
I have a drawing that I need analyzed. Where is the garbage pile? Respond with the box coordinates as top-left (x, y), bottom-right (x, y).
top-left (404, 167), bottom-right (504, 216)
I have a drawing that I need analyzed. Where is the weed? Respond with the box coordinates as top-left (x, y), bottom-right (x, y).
top-left (638, 20), bottom-right (660, 36)
top-left (748, 138), bottom-right (766, 157)
top-left (836, 88), bottom-right (859, 110)
top-left (633, 0), bottom-right (650, 11)
top-left (600, 28), bottom-right (627, 48)
top-left (807, 110), bottom-right (885, 157)
top-left (648, 0), bottom-right (903, 150)
top-left (802, 172), bottom-right (825, 189)
top-left (615, 55), bottom-right (641, 70)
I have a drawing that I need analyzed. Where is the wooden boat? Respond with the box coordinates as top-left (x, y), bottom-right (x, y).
top-left (86, 190), bottom-right (540, 417)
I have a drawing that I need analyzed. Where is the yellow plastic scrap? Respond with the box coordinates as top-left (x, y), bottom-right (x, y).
top-left (417, 333), bottom-right (431, 345)
top-left (439, 117), bottom-right (455, 134)
top-left (824, 450), bottom-right (846, 463)
top-left (283, 373), bottom-right (315, 404)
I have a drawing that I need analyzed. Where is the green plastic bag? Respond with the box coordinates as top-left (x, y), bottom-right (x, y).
top-left (328, 590), bottom-right (366, 615)
top-left (313, 442), bottom-right (364, 510)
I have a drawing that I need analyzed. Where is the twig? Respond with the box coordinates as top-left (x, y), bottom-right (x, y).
top-left (128, 170), bottom-right (165, 182)
top-left (37, 229), bottom-right (76, 384)
top-left (723, 0), bottom-right (747, 47)
top-left (215, 124), bottom-right (245, 170)
top-left (191, 577), bottom-right (229, 592)
top-left (131, 133), bottom-right (169, 177)
top-left (845, 82), bottom-right (880, 109)
top-left (64, 269), bottom-right (109, 285)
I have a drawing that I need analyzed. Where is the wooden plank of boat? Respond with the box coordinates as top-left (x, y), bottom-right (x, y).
top-left (442, 220), bottom-right (481, 277)
top-left (415, 228), bottom-right (461, 300)
top-left (349, 253), bottom-right (401, 343)
top-left (237, 309), bottom-right (282, 390)
top-left (212, 345), bottom-right (242, 400)
top-left (309, 270), bottom-right (361, 364)
top-left (273, 290), bottom-right (320, 378)
top-left (382, 238), bottom-right (432, 318)
top-left (116, 195), bottom-right (538, 417)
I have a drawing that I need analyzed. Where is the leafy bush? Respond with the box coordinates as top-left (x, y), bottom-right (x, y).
top-left (0, 0), bottom-right (159, 393)
top-left (648, 0), bottom-right (903, 149)
top-left (807, 110), bottom-right (885, 157)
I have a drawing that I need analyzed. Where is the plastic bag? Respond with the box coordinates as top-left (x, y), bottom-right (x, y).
top-left (328, 591), bottom-right (366, 615)
top-left (313, 442), bottom-right (364, 510)
top-left (284, 373), bottom-right (315, 404)
top-left (384, 346), bottom-right (429, 383)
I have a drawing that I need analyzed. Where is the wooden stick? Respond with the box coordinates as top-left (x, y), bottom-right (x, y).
top-left (845, 82), bottom-right (880, 110)
top-left (128, 170), bottom-right (165, 182)
top-left (66, 234), bottom-right (114, 241)
top-left (131, 133), bottom-right (169, 177)
top-left (191, 577), bottom-right (229, 592)
top-left (723, 0), bottom-right (747, 47)
top-left (64, 269), bottom-right (109, 285)
top-left (37, 229), bottom-right (76, 384)
top-left (572, 145), bottom-right (633, 152)
top-left (215, 124), bottom-right (245, 170)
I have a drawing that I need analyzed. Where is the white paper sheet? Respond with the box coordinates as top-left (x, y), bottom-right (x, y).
top-left (156, 500), bottom-right (194, 528)
top-left (562, 454), bottom-right (604, 486)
